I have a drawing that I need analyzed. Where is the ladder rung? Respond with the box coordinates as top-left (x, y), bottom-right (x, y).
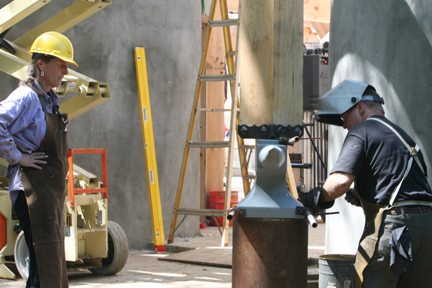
top-left (226, 50), bottom-right (236, 56)
top-left (188, 141), bottom-right (230, 148)
top-left (208, 19), bottom-right (239, 27)
top-left (199, 74), bottom-right (236, 82)
top-left (175, 208), bottom-right (225, 216)
top-left (239, 144), bottom-right (256, 150)
top-left (292, 163), bottom-right (312, 169)
top-left (197, 108), bottom-right (232, 112)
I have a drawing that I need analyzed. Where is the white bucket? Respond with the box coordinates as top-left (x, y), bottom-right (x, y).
top-left (319, 254), bottom-right (355, 288)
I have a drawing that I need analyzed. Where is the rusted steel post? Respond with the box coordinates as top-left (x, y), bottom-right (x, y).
top-left (232, 216), bottom-right (308, 287)
top-left (232, 139), bottom-right (309, 288)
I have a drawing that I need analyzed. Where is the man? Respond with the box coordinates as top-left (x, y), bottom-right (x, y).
top-left (300, 80), bottom-right (432, 287)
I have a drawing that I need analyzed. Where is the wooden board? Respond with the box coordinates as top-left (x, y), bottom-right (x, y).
top-left (160, 247), bottom-right (232, 268)
top-left (273, 0), bottom-right (303, 125)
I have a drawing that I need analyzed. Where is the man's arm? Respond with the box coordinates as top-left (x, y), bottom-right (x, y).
top-left (321, 172), bottom-right (355, 202)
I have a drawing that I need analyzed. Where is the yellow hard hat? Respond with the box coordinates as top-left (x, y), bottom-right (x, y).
top-left (30, 31), bottom-right (78, 66)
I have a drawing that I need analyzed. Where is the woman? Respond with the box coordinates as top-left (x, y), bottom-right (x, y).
top-left (0, 31), bottom-right (77, 288)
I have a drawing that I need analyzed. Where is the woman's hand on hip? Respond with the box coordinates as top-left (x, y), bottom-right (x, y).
top-left (18, 152), bottom-right (48, 169)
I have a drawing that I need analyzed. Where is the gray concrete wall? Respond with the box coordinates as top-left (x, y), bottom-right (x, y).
top-left (326, 0), bottom-right (432, 253)
top-left (1, 0), bottom-right (202, 249)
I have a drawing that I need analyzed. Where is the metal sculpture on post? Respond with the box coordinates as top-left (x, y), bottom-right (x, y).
top-left (231, 126), bottom-right (316, 288)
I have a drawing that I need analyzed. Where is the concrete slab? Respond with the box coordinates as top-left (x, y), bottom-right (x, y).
top-left (0, 225), bottom-right (325, 287)
top-left (0, 250), bottom-right (232, 288)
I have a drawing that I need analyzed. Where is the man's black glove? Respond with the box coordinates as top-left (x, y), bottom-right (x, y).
top-left (298, 187), bottom-right (334, 214)
top-left (344, 188), bottom-right (362, 207)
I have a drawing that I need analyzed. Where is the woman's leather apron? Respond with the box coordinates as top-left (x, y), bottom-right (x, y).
top-left (22, 111), bottom-right (69, 288)
top-left (353, 199), bottom-right (385, 288)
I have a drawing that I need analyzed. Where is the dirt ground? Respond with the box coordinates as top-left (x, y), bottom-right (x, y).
top-left (0, 225), bottom-right (324, 287)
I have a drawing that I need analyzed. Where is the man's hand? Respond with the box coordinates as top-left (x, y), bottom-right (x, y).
top-left (18, 152), bottom-right (48, 170)
top-left (344, 188), bottom-right (362, 207)
top-left (298, 187), bottom-right (335, 214)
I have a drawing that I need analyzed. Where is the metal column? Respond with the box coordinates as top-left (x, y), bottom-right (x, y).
top-left (232, 138), bottom-right (311, 288)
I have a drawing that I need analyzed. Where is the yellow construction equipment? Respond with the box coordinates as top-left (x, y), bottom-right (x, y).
top-left (134, 47), bottom-right (166, 253)
top-left (11, 148), bottom-right (129, 280)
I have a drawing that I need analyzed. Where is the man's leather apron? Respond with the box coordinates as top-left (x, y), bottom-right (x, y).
top-left (22, 112), bottom-right (69, 288)
top-left (353, 199), bottom-right (385, 288)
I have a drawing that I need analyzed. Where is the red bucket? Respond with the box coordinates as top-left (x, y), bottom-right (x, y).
top-left (208, 191), bottom-right (239, 226)
top-left (0, 212), bottom-right (6, 251)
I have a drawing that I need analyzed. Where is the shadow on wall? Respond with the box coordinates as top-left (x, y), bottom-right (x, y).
top-left (329, 0), bottom-right (432, 176)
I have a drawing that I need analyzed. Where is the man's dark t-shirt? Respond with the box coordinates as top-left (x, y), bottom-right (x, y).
top-left (331, 116), bottom-right (432, 205)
